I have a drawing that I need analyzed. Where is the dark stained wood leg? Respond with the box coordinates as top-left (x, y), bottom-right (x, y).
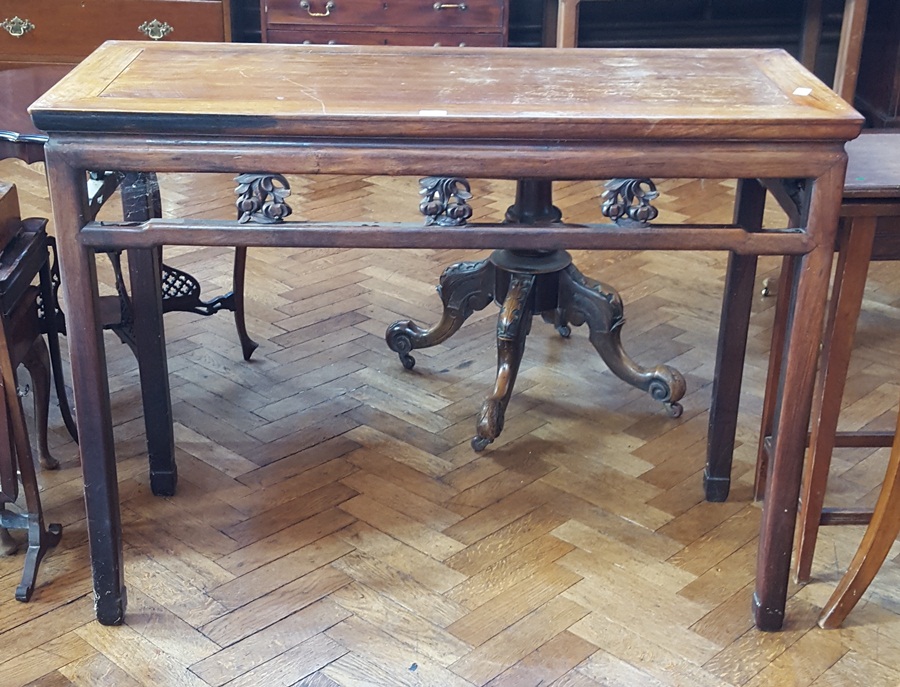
top-left (472, 273), bottom-right (534, 451)
top-left (46, 149), bottom-right (125, 625)
top-left (40, 243), bottom-right (78, 442)
top-left (386, 259), bottom-right (495, 370)
top-left (121, 172), bottom-right (176, 497)
top-left (128, 247), bottom-right (176, 496)
top-left (818, 404), bottom-right (900, 628)
top-left (232, 246), bottom-right (258, 361)
top-left (705, 178), bottom-right (766, 501)
top-left (22, 335), bottom-right (58, 470)
top-left (557, 264), bottom-right (686, 417)
top-left (754, 163), bottom-right (845, 632)
top-left (794, 215), bottom-right (876, 583)
top-left (754, 256), bottom-right (796, 501)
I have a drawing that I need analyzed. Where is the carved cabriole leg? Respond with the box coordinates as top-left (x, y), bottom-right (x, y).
top-left (47, 151), bottom-right (125, 625)
top-left (232, 246), bottom-right (258, 361)
top-left (386, 259), bottom-right (495, 369)
top-left (557, 264), bottom-right (686, 416)
top-left (22, 335), bottom-right (57, 470)
top-left (473, 273), bottom-right (535, 451)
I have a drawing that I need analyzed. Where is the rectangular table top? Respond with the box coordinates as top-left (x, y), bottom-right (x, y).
top-left (29, 41), bottom-right (862, 143)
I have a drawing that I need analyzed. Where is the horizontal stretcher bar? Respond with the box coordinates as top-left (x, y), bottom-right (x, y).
top-left (79, 220), bottom-right (814, 255)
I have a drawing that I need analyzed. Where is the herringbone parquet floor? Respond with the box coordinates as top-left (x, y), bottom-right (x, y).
top-left (1, 156), bottom-right (900, 686)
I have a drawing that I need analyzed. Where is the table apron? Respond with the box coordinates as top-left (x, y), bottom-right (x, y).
top-left (44, 137), bottom-right (849, 182)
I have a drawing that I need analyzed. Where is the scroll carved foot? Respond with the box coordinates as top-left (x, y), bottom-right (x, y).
top-left (386, 259), bottom-right (495, 369)
top-left (473, 274), bottom-right (534, 451)
top-left (558, 265), bottom-right (686, 416)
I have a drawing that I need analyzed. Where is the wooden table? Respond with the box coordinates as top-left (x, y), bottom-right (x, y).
top-left (30, 41), bottom-right (862, 630)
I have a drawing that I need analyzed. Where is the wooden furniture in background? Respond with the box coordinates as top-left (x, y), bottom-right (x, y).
top-left (818, 396), bottom-right (900, 628)
top-left (30, 41), bottom-right (860, 629)
top-left (753, 132), bottom-right (900, 587)
top-left (854, 0), bottom-right (900, 127)
top-left (1, 1), bottom-right (259, 473)
top-left (553, 0), bottom-right (867, 105)
top-left (260, 0), bottom-right (508, 46)
top-left (0, 181), bottom-right (61, 602)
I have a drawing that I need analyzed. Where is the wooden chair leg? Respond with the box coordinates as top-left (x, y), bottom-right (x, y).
top-left (819, 402), bottom-right (900, 628)
top-left (800, 0), bottom-right (825, 71)
top-left (232, 246), bottom-right (258, 361)
top-left (754, 255), bottom-right (796, 500)
top-left (21, 334), bottom-right (58, 470)
top-left (795, 216), bottom-right (876, 583)
top-left (833, 0), bottom-right (870, 103)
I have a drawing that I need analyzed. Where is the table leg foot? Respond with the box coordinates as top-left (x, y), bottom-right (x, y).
top-left (150, 469), bottom-right (177, 497)
top-left (752, 591), bottom-right (785, 632)
top-left (95, 586), bottom-right (127, 626)
top-left (703, 470), bottom-right (731, 502)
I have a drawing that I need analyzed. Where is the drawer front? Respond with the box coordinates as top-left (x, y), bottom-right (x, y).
top-left (0, 0), bottom-right (225, 61)
top-left (265, 0), bottom-right (505, 32)
top-left (266, 28), bottom-right (504, 46)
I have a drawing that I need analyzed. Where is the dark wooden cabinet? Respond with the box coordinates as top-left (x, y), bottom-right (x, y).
top-left (0, 0), bottom-right (231, 65)
top-left (855, 0), bottom-right (900, 127)
top-left (260, 0), bottom-right (508, 46)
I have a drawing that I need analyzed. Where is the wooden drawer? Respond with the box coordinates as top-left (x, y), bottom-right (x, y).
top-left (264, 0), bottom-right (506, 33)
top-left (0, 0), bottom-right (227, 62)
top-left (265, 28), bottom-right (505, 46)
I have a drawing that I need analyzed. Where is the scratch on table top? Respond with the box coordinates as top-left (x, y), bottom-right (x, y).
top-left (284, 79), bottom-right (327, 114)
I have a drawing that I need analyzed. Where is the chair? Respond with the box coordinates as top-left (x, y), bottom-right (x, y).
top-left (0, 180), bottom-right (62, 601)
top-left (1, 62), bottom-right (258, 495)
top-left (754, 132), bottom-right (900, 587)
top-left (816, 400), bottom-right (900, 627)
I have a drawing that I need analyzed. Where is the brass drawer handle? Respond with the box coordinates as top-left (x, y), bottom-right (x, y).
top-left (299, 1), bottom-right (335, 17)
top-left (138, 19), bottom-right (174, 40)
top-left (433, 2), bottom-right (467, 9)
top-left (1, 16), bottom-right (35, 37)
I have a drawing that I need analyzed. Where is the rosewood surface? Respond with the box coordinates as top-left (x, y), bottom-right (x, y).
top-left (29, 41), bottom-right (862, 630)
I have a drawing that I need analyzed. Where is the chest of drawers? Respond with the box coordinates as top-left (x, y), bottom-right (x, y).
top-left (261, 0), bottom-right (507, 47)
top-left (1, 0), bottom-right (230, 65)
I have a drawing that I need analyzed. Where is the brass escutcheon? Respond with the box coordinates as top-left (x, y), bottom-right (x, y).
top-left (299, 1), bottom-right (335, 17)
top-left (138, 19), bottom-right (174, 40)
top-left (1, 16), bottom-right (35, 37)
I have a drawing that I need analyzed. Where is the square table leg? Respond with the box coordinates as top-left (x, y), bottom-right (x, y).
top-left (45, 149), bottom-right (127, 625)
top-left (753, 161), bottom-right (846, 631)
top-left (705, 178), bottom-right (767, 501)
